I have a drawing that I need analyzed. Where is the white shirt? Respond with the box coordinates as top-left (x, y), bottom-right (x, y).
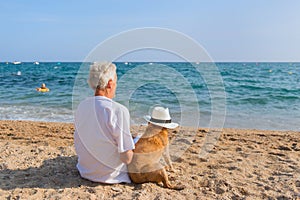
top-left (74, 96), bottom-right (135, 183)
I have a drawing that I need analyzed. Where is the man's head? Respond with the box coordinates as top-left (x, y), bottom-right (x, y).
top-left (88, 62), bottom-right (117, 98)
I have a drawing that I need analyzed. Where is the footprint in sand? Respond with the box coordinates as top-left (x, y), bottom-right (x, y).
top-left (295, 180), bottom-right (300, 187)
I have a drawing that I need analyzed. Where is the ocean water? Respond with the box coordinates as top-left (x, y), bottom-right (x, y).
top-left (0, 62), bottom-right (299, 131)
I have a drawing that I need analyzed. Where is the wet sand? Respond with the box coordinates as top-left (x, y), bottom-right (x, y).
top-left (0, 120), bottom-right (299, 199)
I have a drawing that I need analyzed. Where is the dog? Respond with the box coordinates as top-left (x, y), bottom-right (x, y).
top-left (128, 123), bottom-right (184, 190)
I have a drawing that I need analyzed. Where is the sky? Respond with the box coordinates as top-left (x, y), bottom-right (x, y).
top-left (0, 0), bottom-right (300, 62)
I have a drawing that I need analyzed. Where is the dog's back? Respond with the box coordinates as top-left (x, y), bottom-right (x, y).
top-left (128, 125), bottom-right (168, 174)
top-left (128, 125), bottom-right (184, 190)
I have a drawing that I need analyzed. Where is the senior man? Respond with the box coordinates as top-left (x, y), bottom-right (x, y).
top-left (74, 62), bottom-right (135, 184)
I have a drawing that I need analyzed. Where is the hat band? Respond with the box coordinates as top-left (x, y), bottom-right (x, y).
top-left (150, 117), bottom-right (172, 124)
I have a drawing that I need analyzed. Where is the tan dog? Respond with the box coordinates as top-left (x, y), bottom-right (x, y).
top-left (128, 123), bottom-right (184, 190)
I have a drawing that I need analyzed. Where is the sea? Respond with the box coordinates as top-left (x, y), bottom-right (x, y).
top-left (0, 62), bottom-right (299, 131)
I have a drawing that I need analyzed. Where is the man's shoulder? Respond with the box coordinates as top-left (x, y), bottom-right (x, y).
top-left (111, 100), bottom-right (129, 113)
top-left (77, 96), bottom-right (129, 115)
top-left (77, 97), bottom-right (94, 108)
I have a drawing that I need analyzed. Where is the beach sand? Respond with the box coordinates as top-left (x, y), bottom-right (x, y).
top-left (0, 120), bottom-right (299, 199)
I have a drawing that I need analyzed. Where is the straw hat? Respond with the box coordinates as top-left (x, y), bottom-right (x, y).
top-left (144, 106), bottom-right (179, 129)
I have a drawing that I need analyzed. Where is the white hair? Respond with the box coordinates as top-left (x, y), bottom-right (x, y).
top-left (87, 62), bottom-right (116, 90)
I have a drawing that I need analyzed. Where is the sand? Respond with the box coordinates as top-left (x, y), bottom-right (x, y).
top-left (0, 120), bottom-right (299, 199)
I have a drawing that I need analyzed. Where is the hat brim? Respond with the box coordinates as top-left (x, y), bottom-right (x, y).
top-left (143, 115), bottom-right (179, 129)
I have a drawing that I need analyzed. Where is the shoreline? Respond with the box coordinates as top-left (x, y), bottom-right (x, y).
top-left (0, 120), bottom-right (299, 199)
top-left (0, 119), bottom-right (298, 132)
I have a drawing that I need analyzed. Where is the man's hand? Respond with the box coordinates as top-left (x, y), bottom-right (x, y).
top-left (120, 150), bottom-right (133, 164)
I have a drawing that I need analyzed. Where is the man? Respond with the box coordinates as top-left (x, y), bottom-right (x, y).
top-left (74, 62), bottom-right (135, 184)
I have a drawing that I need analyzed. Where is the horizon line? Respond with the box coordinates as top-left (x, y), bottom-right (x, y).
top-left (2, 60), bottom-right (300, 63)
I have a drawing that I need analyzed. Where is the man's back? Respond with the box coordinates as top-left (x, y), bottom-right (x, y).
top-left (74, 96), bottom-right (134, 183)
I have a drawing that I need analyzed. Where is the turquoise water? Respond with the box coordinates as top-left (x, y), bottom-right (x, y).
top-left (0, 62), bottom-right (299, 131)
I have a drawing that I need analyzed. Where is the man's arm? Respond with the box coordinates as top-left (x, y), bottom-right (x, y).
top-left (120, 150), bottom-right (133, 164)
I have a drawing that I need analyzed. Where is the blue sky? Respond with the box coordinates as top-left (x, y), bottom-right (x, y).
top-left (1, 0), bottom-right (300, 62)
